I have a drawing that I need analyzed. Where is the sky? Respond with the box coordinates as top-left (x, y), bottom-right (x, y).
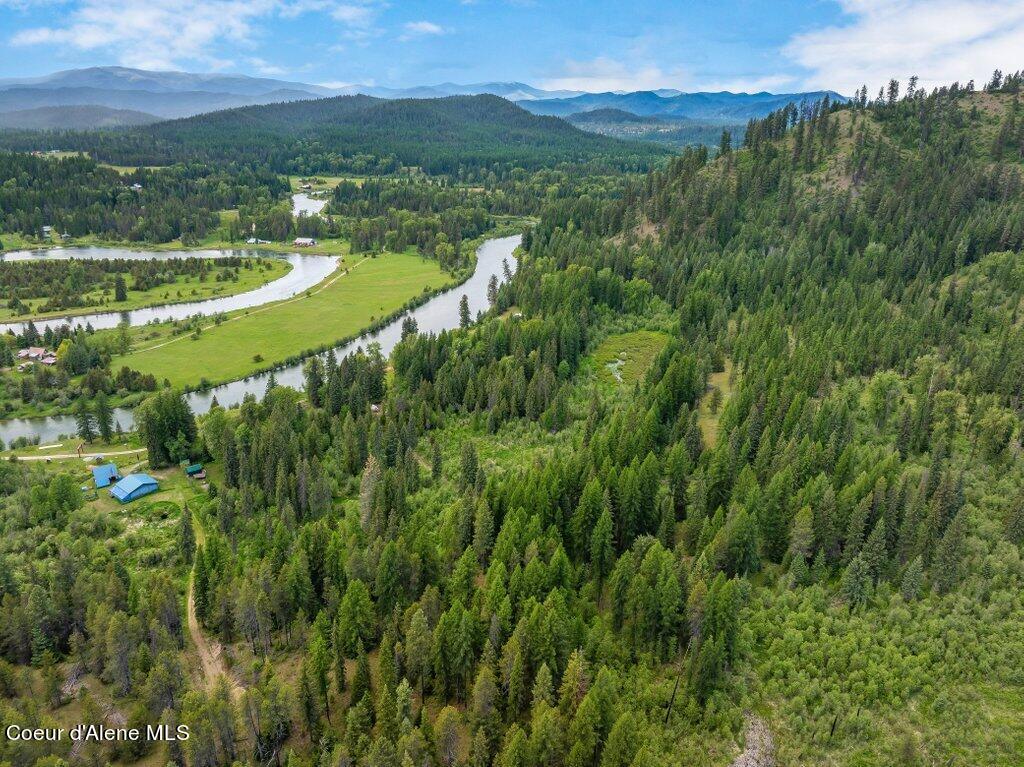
top-left (1, 0), bottom-right (1022, 95)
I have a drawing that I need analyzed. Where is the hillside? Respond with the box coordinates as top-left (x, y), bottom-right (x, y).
top-left (0, 94), bottom-right (669, 173)
top-left (0, 105), bottom-right (161, 129)
top-left (567, 108), bottom-right (741, 148)
top-left (522, 88), bottom-right (846, 119)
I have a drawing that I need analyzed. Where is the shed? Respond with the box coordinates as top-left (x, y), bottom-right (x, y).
top-left (91, 463), bottom-right (120, 489)
top-left (185, 463), bottom-right (204, 477)
top-left (110, 473), bottom-right (159, 503)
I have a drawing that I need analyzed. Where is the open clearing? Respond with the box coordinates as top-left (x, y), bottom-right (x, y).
top-left (116, 250), bottom-right (452, 388)
top-left (697, 357), bottom-right (736, 447)
top-left (592, 329), bottom-right (671, 387)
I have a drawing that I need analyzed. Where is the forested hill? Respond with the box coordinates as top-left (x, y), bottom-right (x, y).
top-left (0, 94), bottom-right (669, 175)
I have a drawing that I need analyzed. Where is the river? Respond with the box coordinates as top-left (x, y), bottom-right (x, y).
top-left (0, 248), bottom-right (337, 335)
top-left (0, 234), bottom-right (520, 446)
top-left (292, 192), bottom-right (328, 216)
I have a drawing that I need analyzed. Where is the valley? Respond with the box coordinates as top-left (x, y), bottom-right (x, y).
top-left (0, 52), bottom-right (1023, 767)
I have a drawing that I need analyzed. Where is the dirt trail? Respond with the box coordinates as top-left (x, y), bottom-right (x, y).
top-left (186, 514), bottom-right (244, 701)
top-left (15, 448), bottom-right (146, 462)
top-left (731, 714), bottom-right (775, 767)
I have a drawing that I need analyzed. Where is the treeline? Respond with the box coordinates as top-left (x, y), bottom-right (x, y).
top-left (0, 95), bottom-right (668, 176)
top-left (2, 256), bottom-right (261, 314)
top-left (0, 152), bottom-right (288, 243)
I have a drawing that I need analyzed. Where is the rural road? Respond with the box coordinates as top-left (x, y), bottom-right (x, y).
top-left (731, 715), bottom-right (775, 767)
top-left (13, 447), bottom-right (146, 461)
top-left (186, 514), bottom-right (244, 700)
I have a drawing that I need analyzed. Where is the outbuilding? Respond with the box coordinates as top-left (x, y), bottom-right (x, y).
top-left (110, 473), bottom-right (159, 503)
top-left (91, 463), bottom-right (121, 489)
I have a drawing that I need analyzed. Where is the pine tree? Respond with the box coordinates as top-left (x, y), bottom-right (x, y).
top-left (179, 503), bottom-right (196, 564)
top-left (94, 391), bottom-right (113, 443)
top-left (900, 555), bottom-right (924, 600)
top-left (75, 395), bottom-right (96, 442)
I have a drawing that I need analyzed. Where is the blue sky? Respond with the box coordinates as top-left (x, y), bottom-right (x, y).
top-left (1, 0), bottom-right (1021, 94)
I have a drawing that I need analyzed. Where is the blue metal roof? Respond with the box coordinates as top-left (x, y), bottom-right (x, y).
top-left (110, 473), bottom-right (158, 501)
top-left (91, 463), bottom-right (120, 488)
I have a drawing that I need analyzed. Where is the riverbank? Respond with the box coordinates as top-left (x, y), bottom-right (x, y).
top-left (0, 233), bottom-right (522, 447)
top-left (117, 249), bottom-right (449, 389)
top-left (0, 256), bottom-right (291, 322)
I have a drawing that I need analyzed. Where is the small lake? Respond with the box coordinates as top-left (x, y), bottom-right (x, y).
top-left (0, 247), bottom-right (338, 334)
top-left (0, 235), bottom-right (520, 446)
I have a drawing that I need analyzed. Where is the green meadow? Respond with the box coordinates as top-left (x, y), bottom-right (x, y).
top-left (116, 250), bottom-right (452, 388)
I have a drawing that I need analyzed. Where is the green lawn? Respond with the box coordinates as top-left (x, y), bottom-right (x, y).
top-left (116, 250), bottom-right (452, 388)
top-left (0, 258), bottom-right (291, 321)
top-left (591, 329), bottom-right (671, 387)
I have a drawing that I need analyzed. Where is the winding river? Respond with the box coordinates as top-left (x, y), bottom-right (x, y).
top-left (0, 248), bottom-right (337, 335)
top-left (0, 235), bottom-right (520, 446)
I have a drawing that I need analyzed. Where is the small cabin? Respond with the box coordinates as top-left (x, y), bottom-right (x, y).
top-left (91, 463), bottom-right (121, 489)
top-left (110, 473), bottom-right (159, 503)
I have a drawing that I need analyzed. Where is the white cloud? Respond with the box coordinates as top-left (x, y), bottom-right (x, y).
top-left (399, 20), bottom-right (447, 41)
top-left (786, 0), bottom-right (1024, 94)
top-left (248, 57), bottom-right (286, 76)
top-left (12, 0), bottom-right (279, 69)
top-left (9, 0), bottom-right (386, 69)
top-left (541, 57), bottom-right (681, 93)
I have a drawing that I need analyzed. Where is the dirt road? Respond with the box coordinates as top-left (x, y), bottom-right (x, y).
top-left (731, 715), bottom-right (775, 767)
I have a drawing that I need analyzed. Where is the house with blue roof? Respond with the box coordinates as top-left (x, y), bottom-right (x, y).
top-left (110, 473), bottom-right (159, 503)
top-left (91, 463), bottom-right (120, 489)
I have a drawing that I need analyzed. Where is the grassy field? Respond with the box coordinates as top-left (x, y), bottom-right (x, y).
top-left (0, 258), bottom-right (291, 321)
top-left (0, 230), bottom-right (37, 252)
top-left (116, 250), bottom-right (451, 388)
top-left (591, 329), bottom-right (671, 387)
top-left (697, 357), bottom-right (736, 447)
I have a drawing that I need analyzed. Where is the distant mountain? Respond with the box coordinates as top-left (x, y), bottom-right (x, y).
top-left (0, 66), bottom-right (335, 97)
top-left (349, 82), bottom-right (584, 101)
top-left (1, 94), bottom-right (668, 174)
top-left (566, 108), bottom-right (742, 149)
top-left (0, 105), bottom-right (161, 130)
top-left (566, 108), bottom-right (657, 125)
top-left (0, 85), bottom-right (327, 120)
top-left (0, 67), bottom-right (845, 126)
top-left (521, 90), bottom-right (847, 120)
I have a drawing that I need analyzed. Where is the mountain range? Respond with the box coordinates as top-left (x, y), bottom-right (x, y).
top-left (0, 66), bottom-right (845, 127)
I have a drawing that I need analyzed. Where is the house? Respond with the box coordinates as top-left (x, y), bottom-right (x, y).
top-left (60, 233), bottom-right (72, 241)
top-left (91, 463), bottom-right (121, 489)
top-left (40, 354), bottom-right (57, 366)
top-left (41, 225), bottom-right (53, 238)
top-left (184, 463), bottom-right (205, 479)
top-left (130, 183), bottom-right (143, 191)
top-left (18, 347), bottom-right (47, 360)
top-left (293, 237), bottom-right (318, 247)
top-left (246, 238), bottom-right (272, 245)
top-left (110, 473), bottom-right (159, 503)
top-left (300, 182), bottom-right (312, 190)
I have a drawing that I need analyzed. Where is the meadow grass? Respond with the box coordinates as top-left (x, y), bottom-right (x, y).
top-left (116, 250), bottom-right (451, 388)
top-left (590, 329), bottom-right (671, 387)
top-left (697, 357), bottom-right (736, 448)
